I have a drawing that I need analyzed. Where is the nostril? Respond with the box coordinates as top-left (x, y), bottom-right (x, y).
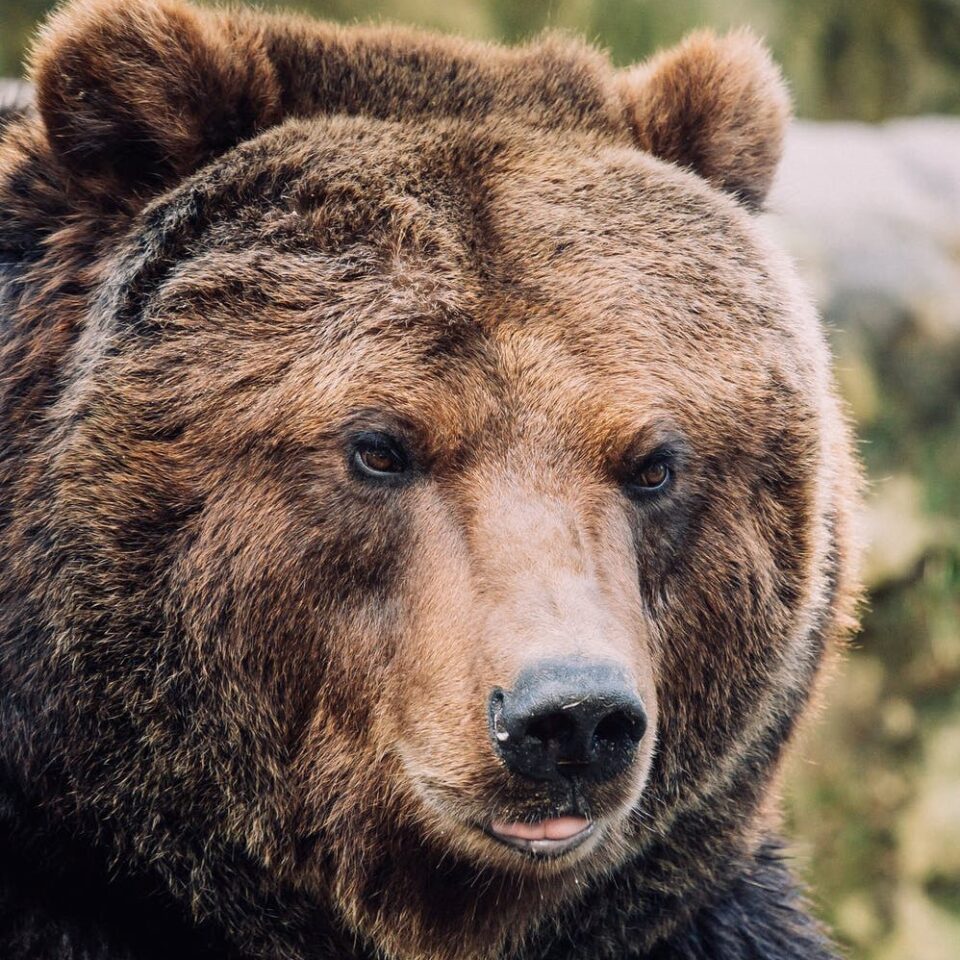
top-left (526, 711), bottom-right (577, 745)
top-left (594, 707), bottom-right (646, 746)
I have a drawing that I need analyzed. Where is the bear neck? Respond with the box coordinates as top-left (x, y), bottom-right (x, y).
top-left (0, 787), bottom-right (840, 960)
top-left (0, 776), bottom-right (223, 959)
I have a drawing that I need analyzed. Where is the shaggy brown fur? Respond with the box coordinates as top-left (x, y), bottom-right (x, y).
top-left (0, 2), bottom-right (860, 959)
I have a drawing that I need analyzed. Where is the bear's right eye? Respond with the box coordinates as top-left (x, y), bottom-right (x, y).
top-left (351, 432), bottom-right (411, 483)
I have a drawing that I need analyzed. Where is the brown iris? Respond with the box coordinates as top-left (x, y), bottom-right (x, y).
top-left (352, 433), bottom-right (409, 480)
top-left (636, 461), bottom-right (670, 489)
top-left (624, 453), bottom-right (674, 498)
top-left (358, 447), bottom-right (402, 474)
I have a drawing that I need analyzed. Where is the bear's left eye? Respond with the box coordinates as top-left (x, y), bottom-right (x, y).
top-left (636, 461), bottom-right (670, 489)
top-left (624, 453), bottom-right (675, 499)
top-left (351, 432), bottom-right (411, 482)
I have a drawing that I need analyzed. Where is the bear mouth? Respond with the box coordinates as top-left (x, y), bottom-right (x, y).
top-left (482, 816), bottom-right (595, 858)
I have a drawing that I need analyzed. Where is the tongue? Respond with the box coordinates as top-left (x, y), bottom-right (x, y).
top-left (491, 816), bottom-right (590, 841)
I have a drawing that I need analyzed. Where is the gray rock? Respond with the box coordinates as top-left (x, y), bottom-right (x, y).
top-left (766, 118), bottom-right (960, 338)
top-left (0, 79), bottom-right (32, 118)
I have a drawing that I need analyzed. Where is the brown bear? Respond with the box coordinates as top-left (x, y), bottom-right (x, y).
top-left (0, 1), bottom-right (861, 958)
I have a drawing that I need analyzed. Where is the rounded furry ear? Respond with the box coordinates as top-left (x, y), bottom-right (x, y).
top-left (620, 30), bottom-right (790, 209)
top-left (30, 0), bottom-right (281, 194)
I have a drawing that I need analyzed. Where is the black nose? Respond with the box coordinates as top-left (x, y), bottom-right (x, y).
top-left (489, 658), bottom-right (647, 783)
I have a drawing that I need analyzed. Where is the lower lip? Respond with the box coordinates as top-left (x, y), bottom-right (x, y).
top-left (485, 816), bottom-right (595, 857)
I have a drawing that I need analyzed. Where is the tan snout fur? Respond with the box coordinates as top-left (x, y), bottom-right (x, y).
top-left (387, 461), bottom-right (658, 855)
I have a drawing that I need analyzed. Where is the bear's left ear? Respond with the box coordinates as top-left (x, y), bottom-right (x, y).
top-left (619, 30), bottom-right (790, 210)
top-left (30, 0), bottom-right (282, 197)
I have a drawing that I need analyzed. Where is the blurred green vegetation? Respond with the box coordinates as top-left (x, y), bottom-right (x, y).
top-left (784, 312), bottom-right (960, 960)
top-left (2, 0), bottom-right (960, 119)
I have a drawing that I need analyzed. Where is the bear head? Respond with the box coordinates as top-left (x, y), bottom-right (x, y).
top-left (0, 2), bottom-right (860, 959)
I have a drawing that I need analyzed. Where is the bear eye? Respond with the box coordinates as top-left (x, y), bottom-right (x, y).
top-left (636, 462), bottom-right (670, 489)
top-left (624, 455), bottom-right (674, 498)
top-left (351, 432), bottom-right (410, 481)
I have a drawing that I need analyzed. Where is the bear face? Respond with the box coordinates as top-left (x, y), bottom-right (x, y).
top-left (0, 3), bottom-right (861, 960)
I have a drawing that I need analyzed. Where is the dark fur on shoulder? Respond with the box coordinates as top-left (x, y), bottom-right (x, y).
top-left (648, 844), bottom-right (837, 960)
top-left (520, 841), bottom-right (835, 960)
top-left (1, 2), bottom-right (859, 959)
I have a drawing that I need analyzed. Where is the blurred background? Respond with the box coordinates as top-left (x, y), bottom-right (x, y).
top-left (4, 0), bottom-right (960, 117)
top-left (2, 2), bottom-right (959, 959)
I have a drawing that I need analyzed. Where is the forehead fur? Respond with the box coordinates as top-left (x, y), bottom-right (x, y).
top-left (101, 111), bottom-right (815, 491)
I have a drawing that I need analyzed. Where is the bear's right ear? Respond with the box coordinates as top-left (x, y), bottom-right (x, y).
top-left (30, 0), bottom-right (282, 198)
